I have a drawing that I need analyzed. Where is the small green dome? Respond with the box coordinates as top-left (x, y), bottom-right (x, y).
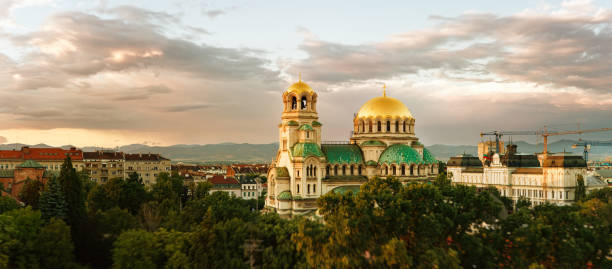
top-left (378, 144), bottom-right (422, 165)
top-left (17, 160), bottom-right (44, 168)
top-left (277, 190), bottom-right (292, 200)
top-left (298, 124), bottom-right (314, 131)
top-left (287, 120), bottom-right (299, 126)
top-left (422, 148), bottom-right (438, 164)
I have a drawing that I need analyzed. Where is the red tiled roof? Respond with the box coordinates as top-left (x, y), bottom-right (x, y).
top-left (208, 175), bottom-right (239, 185)
top-left (0, 147), bottom-right (83, 161)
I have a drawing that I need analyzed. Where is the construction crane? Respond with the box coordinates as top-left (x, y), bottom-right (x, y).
top-left (572, 140), bottom-right (612, 162)
top-left (480, 131), bottom-right (538, 154)
top-left (480, 127), bottom-right (612, 157)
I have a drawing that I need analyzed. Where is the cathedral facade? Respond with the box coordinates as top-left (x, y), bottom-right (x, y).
top-left (266, 80), bottom-right (439, 217)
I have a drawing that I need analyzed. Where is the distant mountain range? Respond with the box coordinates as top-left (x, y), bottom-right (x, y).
top-left (1, 139), bottom-right (611, 163)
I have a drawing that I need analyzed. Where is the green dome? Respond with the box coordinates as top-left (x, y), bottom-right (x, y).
top-left (291, 143), bottom-right (323, 158)
top-left (277, 190), bottom-right (292, 200)
top-left (378, 144), bottom-right (422, 165)
top-left (422, 148), bottom-right (438, 164)
top-left (287, 120), bottom-right (299, 126)
top-left (298, 124), bottom-right (314, 131)
top-left (17, 160), bottom-right (44, 168)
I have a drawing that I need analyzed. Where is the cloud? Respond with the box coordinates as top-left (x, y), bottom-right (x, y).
top-left (291, 1), bottom-right (612, 92)
top-left (111, 85), bottom-right (172, 101)
top-left (0, 136), bottom-right (7, 143)
top-left (3, 7), bottom-right (278, 92)
top-left (0, 5), bottom-right (282, 137)
top-left (162, 103), bottom-right (213, 112)
top-left (203, 9), bottom-right (225, 18)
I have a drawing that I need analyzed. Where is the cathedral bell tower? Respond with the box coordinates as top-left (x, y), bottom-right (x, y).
top-left (279, 77), bottom-right (321, 151)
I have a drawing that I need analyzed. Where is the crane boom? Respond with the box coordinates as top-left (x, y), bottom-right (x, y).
top-left (572, 140), bottom-right (612, 162)
top-left (481, 127), bottom-right (612, 157)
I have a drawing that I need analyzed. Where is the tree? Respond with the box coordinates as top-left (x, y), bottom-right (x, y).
top-left (112, 229), bottom-right (190, 269)
top-left (0, 196), bottom-right (19, 214)
top-left (0, 208), bottom-right (79, 268)
top-left (575, 174), bottom-right (586, 202)
top-left (19, 178), bottom-right (44, 209)
top-left (36, 218), bottom-right (78, 269)
top-left (39, 176), bottom-right (68, 221)
top-left (121, 174), bottom-right (150, 215)
top-left (0, 207), bottom-right (45, 268)
top-left (58, 157), bottom-right (86, 227)
top-left (80, 208), bottom-right (139, 268)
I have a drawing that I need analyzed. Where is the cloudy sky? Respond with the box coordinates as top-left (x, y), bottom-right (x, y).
top-left (1, 0), bottom-right (612, 147)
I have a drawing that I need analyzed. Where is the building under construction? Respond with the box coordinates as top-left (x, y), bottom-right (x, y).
top-left (448, 142), bottom-right (607, 206)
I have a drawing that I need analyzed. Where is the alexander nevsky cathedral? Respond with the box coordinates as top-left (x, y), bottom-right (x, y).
top-left (266, 79), bottom-right (439, 217)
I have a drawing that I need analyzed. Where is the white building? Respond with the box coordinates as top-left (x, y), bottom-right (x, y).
top-left (448, 144), bottom-right (589, 206)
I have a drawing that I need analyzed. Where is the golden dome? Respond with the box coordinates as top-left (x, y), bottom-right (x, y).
top-left (286, 79), bottom-right (315, 96)
top-left (357, 93), bottom-right (413, 119)
top-left (286, 81), bottom-right (314, 96)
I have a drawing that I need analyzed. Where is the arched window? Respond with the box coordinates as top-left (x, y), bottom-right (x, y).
top-left (291, 96), bottom-right (297, 110)
top-left (410, 165), bottom-right (414, 176)
top-left (297, 184), bottom-right (300, 193)
top-left (301, 96), bottom-right (307, 110)
top-left (358, 166), bottom-right (362, 175)
top-left (377, 121), bottom-right (382, 132)
top-left (350, 165), bottom-right (354, 175)
top-left (403, 121), bottom-right (406, 132)
top-left (401, 165), bottom-right (405, 175)
top-left (314, 166), bottom-right (317, 177)
top-left (334, 165), bottom-right (338, 175)
top-left (342, 166), bottom-right (346, 175)
top-left (392, 165), bottom-right (396, 175)
top-left (369, 121), bottom-right (373, 132)
top-left (306, 131), bottom-right (310, 138)
top-left (362, 122), bottom-right (365, 132)
top-left (395, 121), bottom-right (399, 132)
top-left (326, 165), bottom-right (330, 176)
top-left (386, 121), bottom-right (391, 132)
top-left (307, 184), bottom-right (310, 194)
top-left (385, 166), bottom-right (388, 175)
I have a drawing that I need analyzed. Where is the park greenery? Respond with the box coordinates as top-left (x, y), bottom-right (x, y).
top-left (0, 156), bottom-right (610, 268)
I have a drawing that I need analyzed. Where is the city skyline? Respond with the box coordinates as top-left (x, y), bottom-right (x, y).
top-left (2, 0), bottom-right (612, 147)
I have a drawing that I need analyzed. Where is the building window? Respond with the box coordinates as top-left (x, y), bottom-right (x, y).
top-left (386, 121), bottom-right (390, 132)
top-left (307, 184), bottom-right (310, 194)
top-left (369, 121), bottom-right (372, 132)
top-left (297, 184), bottom-right (300, 193)
top-left (385, 166), bottom-right (388, 175)
top-left (334, 166), bottom-right (338, 175)
top-left (292, 96), bottom-right (297, 110)
top-left (301, 96), bottom-right (307, 109)
top-left (350, 165), bottom-right (354, 175)
top-left (392, 166), bottom-right (396, 175)
top-left (403, 122), bottom-right (406, 132)
top-left (358, 166), bottom-right (362, 175)
top-left (342, 166), bottom-right (346, 175)
top-left (401, 165), bottom-right (405, 175)
top-left (377, 121), bottom-right (381, 132)
top-left (313, 184), bottom-right (316, 193)
top-left (326, 165), bottom-right (330, 176)
top-left (395, 121), bottom-right (399, 132)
